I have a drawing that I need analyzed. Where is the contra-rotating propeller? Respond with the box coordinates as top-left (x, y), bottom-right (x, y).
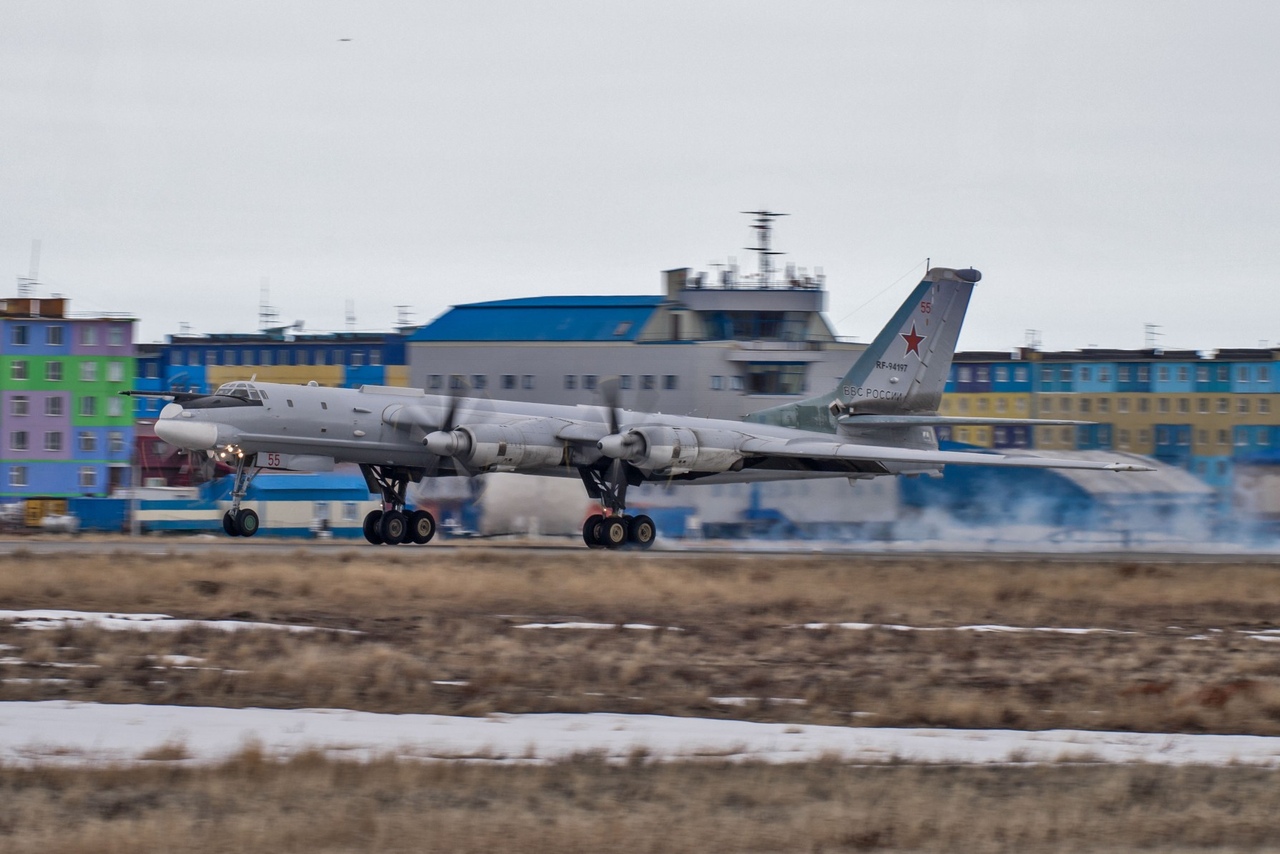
top-left (422, 377), bottom-right (471, 474)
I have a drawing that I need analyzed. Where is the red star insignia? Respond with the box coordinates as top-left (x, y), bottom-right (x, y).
top-left (901, 323), bottom-right (926, 357)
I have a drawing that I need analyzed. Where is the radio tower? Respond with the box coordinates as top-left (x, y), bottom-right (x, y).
top-left (741, 210), bottom-right (787, 287)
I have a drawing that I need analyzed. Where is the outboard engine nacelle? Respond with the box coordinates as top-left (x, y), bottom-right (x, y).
top-left (598, 426), bottom-right (742, 475)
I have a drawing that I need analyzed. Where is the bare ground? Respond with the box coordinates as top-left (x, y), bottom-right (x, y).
top-left (4, 544), bottom-right (1280, 852)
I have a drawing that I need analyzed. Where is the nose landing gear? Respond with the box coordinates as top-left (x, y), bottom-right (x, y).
top-left (221, 452), bottom-right (262, 537)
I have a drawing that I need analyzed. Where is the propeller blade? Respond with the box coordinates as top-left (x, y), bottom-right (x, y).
top-left (599, 377), bottom-right (621, 436)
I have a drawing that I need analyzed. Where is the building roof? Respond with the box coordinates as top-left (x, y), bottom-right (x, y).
top-left (408, 296), bottom-right (665, 343)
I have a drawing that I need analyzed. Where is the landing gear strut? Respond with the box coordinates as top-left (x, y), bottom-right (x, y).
top-left (221, 452), bottom-right (261, 537)
top-left (360, 465), bottom-right (435, 546)
top-left (578, 463), bottom-right (656, 551)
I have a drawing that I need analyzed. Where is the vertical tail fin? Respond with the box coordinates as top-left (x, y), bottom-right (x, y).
top-left (744, 267), bottom-right (979, 430)
top-left (834, 267), bottom-right (978, 415)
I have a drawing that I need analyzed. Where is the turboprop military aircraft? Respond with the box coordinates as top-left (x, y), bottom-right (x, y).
top-left (130, 267), bottom-right (1151, 548)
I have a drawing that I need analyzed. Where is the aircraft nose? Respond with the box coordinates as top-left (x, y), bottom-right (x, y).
top-left (154, 416), bottom-right (220, 450)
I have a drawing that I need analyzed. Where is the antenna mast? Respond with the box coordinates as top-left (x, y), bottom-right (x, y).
top-left (258, 279), bottom-right (279, 331)
top-left (741, 210), bottom-right (788, 287)
top-left (17, 239), bottom-right (41, 297)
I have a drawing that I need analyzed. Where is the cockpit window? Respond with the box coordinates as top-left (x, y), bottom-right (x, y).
top-left (214, 381), bottom-right (263, 401)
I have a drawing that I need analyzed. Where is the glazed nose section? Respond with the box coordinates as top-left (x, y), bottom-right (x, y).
top-left (155, 415), bottom-right (219, 450)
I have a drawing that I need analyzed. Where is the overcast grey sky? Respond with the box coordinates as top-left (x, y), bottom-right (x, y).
top-left (3, 1), bottom-right (1277, 351)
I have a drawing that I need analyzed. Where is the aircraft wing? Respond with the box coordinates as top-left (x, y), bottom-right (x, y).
top-left (737, 436), bottom-right (1155, 472)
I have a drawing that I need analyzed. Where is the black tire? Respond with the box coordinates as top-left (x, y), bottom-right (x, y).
top-left (362, 510), bottom-right (385, 545)
top-left (237, 508), bottom-right (260, 537)
top-left (628, 514), bottom-right (656, 550)
top-left (583, 514), bottom-right (605, 549)
top-left (380, 510), bottom-right (408, 545)
top-left (602, 517), bottom-right (628, 549)
top-left (222, 511), bottom-right (240, 537)
top-left (409, 510), bottom-right (436, 545)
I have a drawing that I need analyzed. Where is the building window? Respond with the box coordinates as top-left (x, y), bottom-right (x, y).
top-left (1138, 366), bottom-right (1149, 382)
top-left (1218, 429), bottom-right (1229, 445)
top-left (11, 360), bottom-right (28, 380)
top-left (1197, 398), bottom-right (1208, 414)
top-left (1238, 398), bottom-right (1251, 414)
top-left (79, 467), bottom-right (96, 488)
top-left (977, 397), bottom-right (989, 412)
top-left (501, 374), bottom-right (517, 390)
top-left (44, 431), bottom-right (62, 452)
top-left (81, 326), bottom-right (98, 346)
top-left (333, 350), bottom-right (344, 366)
top-left (9, 466), bottom-right (27, 487)
top-left (1015, 367), bottom-right (1028, 383)
top-left (348, 351), bottom-right (361, 367)
top-left (641, 375), bottom-right (656, 390)
top-left (994, 367), bottom-right (1008, 383)
top-left (1197, 429), bottom-right (1208, 445)
top-left (47, 325), bottom-right (63, 345)
top-left (996, 398), bottom-right (1007, 413)
top-left (1158, 366), bottom-right (1169, 382)
top-left (471, 375), bottom-right (487, 391)
top-left (1041, 367), bottom-right (1054, 383)
top-left (1196, 366), bottom-right (1209, 382)
top-left (11, 396), bottom-right (28, 416)
top-left (1098, 398), bottom-right (1110, 413)
top-left (1079, 398), bottom-right (1092, 413)
top-left (1237, 366), bottom-right (1249, 383)
top-left (564, 375), bottom-right (577, 390)
top-left (45, 397), bottom-right (63, 416)
top-left (663, 375), bottom-right (679, 391)
top-left (522, 375), bottom-right (535, 390)
top-left (80, 362), bottom-right (98, 382)
top-left (1218, 365), bottom-right (1229, 382)
top-left (427, 375), bottom-right (442, 390)
top-left (1177, 398), bottom-right (1189, 414)
top-left (1078, 366), bottom-right (1091, 381)
top-left (619, 375), bottom-right (633, 390)
top-left (1178, 366), bottom-right (1189, 382)
top-left (1118, 398), bottom-right (1129, 413)
top-left (1098, 367), bottom-right (1111, 383)
top-left (1260, 399), bottom-right (1272, 415)
top-left (1259, 366), bottom-right (1270, 382)
top-left (731, 376), bottom-right (744, 391)
top-left (958, 367), bottom-right (972, 383)
top-left (976, 367), bottom-right (989, 383)
top-left (1261, 429), bottom-right (1272, 447)
top-left (12, 324), bottom-right (29, 345)
top-left (1118, 429), bottom-right (1130, 446)
top-left (582, 375), bottom-right (598, 391)
top-left (109, 326), bottom-right (125, 346)
top-left (1217, 398), bottom-right (1228, 414)
top-left (710, 376), bottom-right (724, 391)
top-left (11, 431), bottom-right (29, 451)
top-left (261, 350), bottom-right (274, 366)
top-left (80, 397), bottom-right (97, 417)
top-left (1060, 427), bottom-right (1072, 443)
top-left (1158, 398), bottom-right (1169, 413)
top-left (1139, 429), bottom-right (1151, 444)
top-left (1118, 366), bottom-right (1130, 383)
top-left (107, 397), bottom-right (122, 418)
top-left (370, 350), bottom-right (382, 367)
top-left (1139, 398), bottom-right (1149, 413)
top-left (958, 398), bottom-right (970, 413)
top-left (79, 432), bottom-right (97, 452)
top-left (109, 431), bottom-right (125, 453)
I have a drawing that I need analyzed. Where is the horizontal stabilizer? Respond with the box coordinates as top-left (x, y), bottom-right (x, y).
top-left (838, 415), bottom-right (1093, 428)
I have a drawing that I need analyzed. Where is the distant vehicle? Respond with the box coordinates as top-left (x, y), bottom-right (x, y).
top-left (128, 267), bottom-right (1149, 549)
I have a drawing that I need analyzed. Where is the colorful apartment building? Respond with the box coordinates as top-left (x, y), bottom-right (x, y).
top-left (941, 348), bottom-right (1280, 491)
top-left (133, 329), bottom-right (413, 418)
top-left (1, 296), bottom-right (137, 498)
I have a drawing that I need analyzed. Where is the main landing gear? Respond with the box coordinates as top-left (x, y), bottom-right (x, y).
top-left (222, 452), bottom-right (261, 537)
top-left (361, 465), bottom-right (435, 546)
top-left (578, 463), bottom-right (656, 551)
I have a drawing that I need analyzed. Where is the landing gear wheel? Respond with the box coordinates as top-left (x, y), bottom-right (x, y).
top-left (223, 511), bottom-right (240, 537)
top-left (628, 514), bottom-right (656, 550)
top-left (236, 508), bottom-right (260, 537)
top-left (408, 510), bottom-right (436, 545)
top-left (602, 517), bottom-right (628, 549)
top-left (363, 510), bottom-right (385, 545)
top-left (583, 514), bottom-right (605, 549)
top-left (380, 510), bottom-right (408, 545)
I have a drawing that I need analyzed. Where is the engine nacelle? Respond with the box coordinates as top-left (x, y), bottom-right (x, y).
top-left (456, 423), bottom-right (565, 471)
top-left (603, 426), bottom-right (741, 475)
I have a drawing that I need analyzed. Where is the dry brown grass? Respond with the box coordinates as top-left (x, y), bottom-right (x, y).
top-left (1, 750), bottom-right (1279, 854)
top-left (4, 548), bottom-right (1280, 733)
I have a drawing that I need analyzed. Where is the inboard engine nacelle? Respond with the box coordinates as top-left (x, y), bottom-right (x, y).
top-left (425, 422), bottom-right (565, 471)
top-left (597, 426), bottom-right (742, 475)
